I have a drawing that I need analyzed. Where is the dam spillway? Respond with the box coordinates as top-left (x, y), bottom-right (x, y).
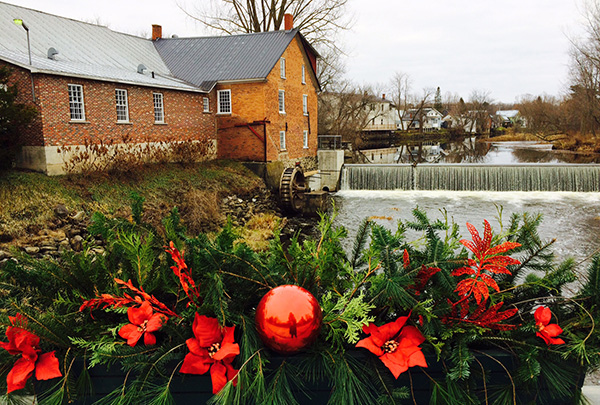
top-left (340, 164), bottom-right (600, 192)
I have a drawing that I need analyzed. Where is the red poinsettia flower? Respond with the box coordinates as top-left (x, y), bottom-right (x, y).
top-left (0, 314), bottom-right (62, 393)
top-left (355, 315), bottom-right (427, 378)
top-left (180, 314), bottom-right (239, 394)
top-left (534, 306), bottom-right (565, 345)
top-left (118, 301), bottom-right (167, 347)
top-left (452, 220), bottom-right (521, 304)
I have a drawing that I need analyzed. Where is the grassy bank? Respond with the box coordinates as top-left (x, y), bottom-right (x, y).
top-left (0, 161), bottom-right (273, 246)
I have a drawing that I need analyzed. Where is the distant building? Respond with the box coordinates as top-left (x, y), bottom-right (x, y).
top-left (496, 110), bottom-right (525, 128)
top-left (363, 94), bottom-right (398, 131)
top-left (399, 108), bottom-right (443, 131)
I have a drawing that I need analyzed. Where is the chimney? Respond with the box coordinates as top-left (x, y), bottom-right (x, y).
top-left (284, 14), bottom-right (293, 30)
top-left (382, 94), bottom-right (386, 100)
top-left (152, 24), bottom-right (162, 41)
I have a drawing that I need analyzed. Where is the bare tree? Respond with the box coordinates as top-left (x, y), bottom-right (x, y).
top-left (389, 72), bottom-right (412, 131)
top-left (318, 81), bottom-right (384, 148)
top-left (517, 94), bottom-right (565, 138)
top-left (466, 89), bottom-right (493, 134)
top-left (181, 0), bottom-right (351, 51)
top-left (568, 0), bottom-right (600, 136)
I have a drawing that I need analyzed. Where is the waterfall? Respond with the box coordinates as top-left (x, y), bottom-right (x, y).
top-left (340, 164), bottom-right (600, 192)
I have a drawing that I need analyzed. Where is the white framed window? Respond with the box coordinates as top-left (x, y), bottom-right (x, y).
top-left (115, 89), bottom-right (129, 122)
top-left (279, 131), bottom-right (286, 150)
top-left (280, 58), bottom-right (286, 79)
top-left (68, 84), bottom-right (85, 121)
top-left (303, 94), bottom-right (308, 115)
top-left (303, 130), bottom-right (308, 149)
top-left (218, 90), bottom-right (231, 114)
top-left (203, 97), bottom-right (210, 113)
top-left (278, 90), bottom-right (285, 114)
top-left (302, 65), bottom-right (306, 84)
top-left (153, 92), bottom-right (164, 123)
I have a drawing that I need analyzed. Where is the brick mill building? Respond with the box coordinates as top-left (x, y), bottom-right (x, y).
top-left (0, 2), bottom-right (319, 174)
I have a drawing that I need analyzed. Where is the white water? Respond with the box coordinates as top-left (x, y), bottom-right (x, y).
top-left (333, 190), bottom-right (600, 264)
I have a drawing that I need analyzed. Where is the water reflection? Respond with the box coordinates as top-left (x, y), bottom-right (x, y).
top-left (390, 140), bottom-right (600, 165)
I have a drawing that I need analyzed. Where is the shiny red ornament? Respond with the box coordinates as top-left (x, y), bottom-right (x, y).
top-left (255, 285), bottom-right (322, 354)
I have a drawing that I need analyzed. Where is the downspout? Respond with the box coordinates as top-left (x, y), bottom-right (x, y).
top-left (264, 121), bottom-right (267, 162)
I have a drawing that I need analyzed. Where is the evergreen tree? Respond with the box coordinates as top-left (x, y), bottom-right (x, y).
top-left (434, 86), bottom-right (443, 111)
top-left (0, 66), bottom-right (37, 170)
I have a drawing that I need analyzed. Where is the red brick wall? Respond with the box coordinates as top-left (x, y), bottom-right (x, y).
top-left (216, 34), bottom-right (318, 162)
top-left (33, 74), bottom-right (215, 146)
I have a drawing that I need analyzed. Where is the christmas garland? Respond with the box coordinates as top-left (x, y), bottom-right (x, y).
top-left (0, 207), bottom-right (597, 404)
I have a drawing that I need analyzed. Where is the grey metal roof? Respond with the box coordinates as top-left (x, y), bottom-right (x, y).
top-left (0, 2), bottom-right (201, 92)
top-left (154, 30), bottom-right (299, 91)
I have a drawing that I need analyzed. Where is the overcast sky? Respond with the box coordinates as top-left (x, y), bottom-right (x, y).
top-left (4, 0), bottom-right (588, 103)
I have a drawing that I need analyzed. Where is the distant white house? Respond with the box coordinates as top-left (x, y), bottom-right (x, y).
top-left (399, 108), bottom-right (443, 131)
top-left (442, 113), bottom-right (478, 134)
top-left (496, 110), bottom-right (526, 128)
top-left (363, 94), bottom-right (398, 131)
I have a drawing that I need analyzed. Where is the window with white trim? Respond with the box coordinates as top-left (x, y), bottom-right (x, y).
top-left (278, 90), bottom-right (285, 113)
top-left (303, 130), bottom-right (308, 149)
top-left (203, 97), bottom-right (210, 113)
top-left (218, 90), bottom-right (231, 114)
top-left (115, 89), bottom-right (129, 122)
top-left (279, 131), bottom-right (286, 150)
top-left (301, 65), bottom-right (306, 84)
top-left (280, 58), bottom-right (286, 79)
top-left (68, 84), bottom-right (85, 121)
top-left (303, 94), bottom-right (308, 115)
top-left (153, 93), bottom-right (164, 123)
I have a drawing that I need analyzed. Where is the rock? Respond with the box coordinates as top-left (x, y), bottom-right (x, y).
top-left (40, 246), bottom-right (57, 253)
top-left (67, 227), bottom-right (81, 238)
top-left (54, 204), bottom-right (70, 218)
top-left (0, 250), bottom-right (10, 260)
top-left (24, 246), bottom-right (40, 254)
top-left (71, 235), bottom-right (84, 251)
top-left (72, 211), bottom-right (85, 222)
top-left (92, 247), bottom-right (105, 255)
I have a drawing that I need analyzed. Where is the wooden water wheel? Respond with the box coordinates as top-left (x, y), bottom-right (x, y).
top-left (279, 166), bottom-right (307, 213)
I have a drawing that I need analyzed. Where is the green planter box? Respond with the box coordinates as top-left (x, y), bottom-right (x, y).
top-left (55, 350), bottom-right (584, 404)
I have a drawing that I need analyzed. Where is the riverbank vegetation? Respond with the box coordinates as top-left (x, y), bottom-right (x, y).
top-left (0, 161), bottom-right (275, 249)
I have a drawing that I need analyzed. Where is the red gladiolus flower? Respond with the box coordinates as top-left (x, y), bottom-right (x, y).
top-left (534, 306), bottom-right (565, 345)
top-left (356, 315), bottom-right (427, 378)
top-left (0, 314), bottom-right (62, 393)
top-left (118, 301), bottom-right (167, 347)
top-left (180, 314), bottom-right (239, 394)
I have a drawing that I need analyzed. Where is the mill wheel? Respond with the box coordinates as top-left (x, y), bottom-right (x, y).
top-left (279, 167), bottom-right (307, 213)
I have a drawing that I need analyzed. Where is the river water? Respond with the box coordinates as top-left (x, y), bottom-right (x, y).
top-left (332, 141), bottom-right (600, 266)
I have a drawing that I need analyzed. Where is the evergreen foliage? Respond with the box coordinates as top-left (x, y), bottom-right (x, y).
top-left (0, 202), bottom-right (597, 404)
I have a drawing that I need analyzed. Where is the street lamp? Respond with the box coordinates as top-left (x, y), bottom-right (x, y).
top-left (12, 18), bottom-right (35, 102)
top-left (13, 19), bottom-right (31, 65)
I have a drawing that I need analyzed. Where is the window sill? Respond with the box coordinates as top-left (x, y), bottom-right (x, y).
top-left (116, 121), bottom-right (132, 125)
top-left (203, 111), bottom-right (211, 114)
top-left (279, 112), bottom-right (286, 115)
top-left (154, 122), bottom-right (167, 125)
top-left (69, 120), bottom-right (89, 124)
top-left (217, 112), bottom-right (232, 115)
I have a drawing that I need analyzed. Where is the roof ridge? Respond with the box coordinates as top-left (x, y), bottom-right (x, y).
top-left (157, 28), bottom-right (298, 41)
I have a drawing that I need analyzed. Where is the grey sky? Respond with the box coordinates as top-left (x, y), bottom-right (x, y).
top-left (4, 0), bottom-right (587, 103)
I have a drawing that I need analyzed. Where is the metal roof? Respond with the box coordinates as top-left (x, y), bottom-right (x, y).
top-left (0, 1), bottom-right (201, 92)
top-left (154, 30), bottom-right (299, 91)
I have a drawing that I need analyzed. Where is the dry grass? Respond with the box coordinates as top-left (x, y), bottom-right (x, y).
top-left (177, 189), bottom-right (224, 235)
top-left (0, 161), bottom-right (264, 244)
top-left (238, 213), bottom-right (282, 251)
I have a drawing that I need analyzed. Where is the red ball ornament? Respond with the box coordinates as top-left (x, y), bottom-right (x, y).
top-left (255, 285), bottom-right (322, 354)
